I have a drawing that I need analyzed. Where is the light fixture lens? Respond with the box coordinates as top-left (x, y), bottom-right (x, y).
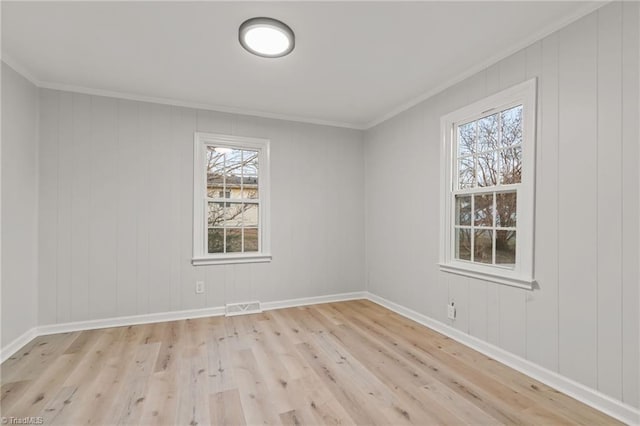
top-left (239, 18), bottom-right (295, 58)
top-left (244, 27), bottom-right (289, 56)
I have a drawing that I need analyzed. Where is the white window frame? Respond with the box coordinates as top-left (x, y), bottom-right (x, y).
top-left (192, 132), bottom-right (271, 266)
top-left (439, 79), bottom-right (537, 289)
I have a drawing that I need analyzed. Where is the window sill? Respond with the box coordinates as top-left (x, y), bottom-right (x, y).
top-left (192, 254), bottom-right (272, 266)
top-left (439, 263), bottom-right (535, 290)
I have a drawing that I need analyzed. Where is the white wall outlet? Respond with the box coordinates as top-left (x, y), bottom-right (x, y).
top-left (447, 302), bottom-right (456, 320)
top-left (195, 281), bottom-right (205, 294)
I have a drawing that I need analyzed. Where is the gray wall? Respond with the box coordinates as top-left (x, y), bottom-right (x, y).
top-left (364, 2), bottom-right (639, 408)
top-left (37, 90), bottom-right (365, 324)
top-left (4, 0), bottom-right (639, 412)
top-left (2, 63), bottom-right (39, 347)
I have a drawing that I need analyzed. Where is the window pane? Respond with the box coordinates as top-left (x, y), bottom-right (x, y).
top-left (208, 203), bottom-right (224, 227)
top-left (224, 203), bottom-right (244, 227)
top-left (455, 195), bottom-right (471, 226)
top-left (500, 105), bottom-right (523, 147)
top-left (226, 228), bottom-right (242, 252)
top-left (225, 149), bottom-right (244, 199)
top-left (244, 228), bottom-right (259, 252)
top-left (496, 192), bottom-right (517, 228)
top-left (242, 150), bottom-right (259, 199)
top-left (208, 228), bottom-right (224, 254)
top-left (474, 193), bottom-right (493, 227)
top-left (458, 156), bottom-right (475, 189)
top-left (206, 147), bottom-right (225, 198)
top-left (458, 122), bottom-right (476, 156)
top-left (474, 229), bottom-right (493, 264)
top-left (500, 147), bottom-right (522, 185)
top-left (198, 135), bottom-right (268, 261)
top-left (496, 230), bottom-right (516, 265)
top-left (477, 151), bottom-right (498, 187)
top-left (455, 228), bottom-right (471, 261)
top-left (242, 150), bottom-right (259, 176)
top-left (243, 203), bottom-right (259, 227)
top-left (477, 113), bottom-right (498, 152)
top-left (207, 185), bottom-right (224, 199)
top-left (225, 187), bottom-right (242, 199)
top-left (243, 187), bottom-right (259, 199)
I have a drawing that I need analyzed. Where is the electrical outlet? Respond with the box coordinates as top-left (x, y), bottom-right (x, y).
top-left (447, 302), bottom-right (456, 320)
top-left (195, 281), bottom-right (205, 294)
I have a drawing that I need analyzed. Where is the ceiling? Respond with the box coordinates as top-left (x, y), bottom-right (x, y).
top-left (2, 1), bottom-right (603, 129)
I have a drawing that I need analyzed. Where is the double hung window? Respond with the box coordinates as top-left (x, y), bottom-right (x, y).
top-left (440, 79), bottom-right (536, 288)
top-left (192, 133), bottom-right (271, 265)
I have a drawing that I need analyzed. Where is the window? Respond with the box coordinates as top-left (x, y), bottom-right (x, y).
top-left (192, 133), bottom-right (271, 265)
top-left (440, 79), bottom-right (536, 289)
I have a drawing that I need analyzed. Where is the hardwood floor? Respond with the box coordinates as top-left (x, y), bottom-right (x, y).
top-left (1, 300), bottom-right (620, 425)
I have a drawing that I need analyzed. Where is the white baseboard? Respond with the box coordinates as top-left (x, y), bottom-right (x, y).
top-left (365, 292), bottom-right (640, 426)
top-left (261, 291), bottom-right (367, 311)
top-left (2, 290), bottom-right (637, 424)
top-left (0, 305), bottom-right (227, 363)
top-left (0, 291), bottom-right (366, 363)
top-left (0, 327), bottom-right (39, 363)
top-left (37, 305), bottom-right (227, 337)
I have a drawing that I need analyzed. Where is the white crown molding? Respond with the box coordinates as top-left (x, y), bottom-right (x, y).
top-left (1, 54), bottom-right (40, 87)
top-left (364, 0), bottom-right (610, 129)
top-left (1, 55), bottom-right (365, 131)
top-left (1, 1), bottom-right (608, 132)
top-left (365, 292), bottom-right (640, 426)
top-left (36, 80), bottom-right (367, 130)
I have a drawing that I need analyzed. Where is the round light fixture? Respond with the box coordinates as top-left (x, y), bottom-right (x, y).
top-left (239, 17), bottom-right (295, 58)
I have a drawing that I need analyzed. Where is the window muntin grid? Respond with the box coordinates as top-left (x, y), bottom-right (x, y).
top-left (453, 104), bottom-right (522, 267)
top-left (205, 147), bottom-right (260, 254)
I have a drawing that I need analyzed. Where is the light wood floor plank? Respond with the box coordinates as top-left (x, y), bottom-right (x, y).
top-left (335, 302), bottom-right (538, 424)
top-left (2, 332), bottom-right (78, 384)
top-left (302, 307), bottom-right (464, 425)
top-left (0, 300), bottom-right (622, 425)
top-left (210, 389), bottom-right (247, 426)
top-left (0, 380), bottom-right (29, 410)
top-left (310, 307), bottom-right (500, 425)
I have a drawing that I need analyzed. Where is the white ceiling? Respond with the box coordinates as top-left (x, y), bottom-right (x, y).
top-left (2, 1), bottom-right (602, 129)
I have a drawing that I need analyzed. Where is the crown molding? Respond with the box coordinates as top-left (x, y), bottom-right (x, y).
top-left (364, 0), bottom-right (610, 129)
top-left (36, 80), bottom-right (367, 130)
top-left (2, 0), bottom-right (609, 131)
top-left (1, 55), bottom-right (365, 130)
top-left (2, 54), bottom-right (40, 87)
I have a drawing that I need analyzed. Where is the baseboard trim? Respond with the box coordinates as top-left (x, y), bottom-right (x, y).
top-left (365, 292), bottom-right (640, 426)
top-left (0, 291), bottom-right (367, 363)
top-left (0, 328), bottom-right (39, 363)
top-left (3, 291), bottom-right (637, 424)
top-left (261, 291), bottom-right (367, 311)
top-left (37, 306), bottom-right (227, 337)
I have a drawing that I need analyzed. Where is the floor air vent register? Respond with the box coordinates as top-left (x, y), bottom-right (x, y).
top-left (225, 301), bottom-right (262, 316)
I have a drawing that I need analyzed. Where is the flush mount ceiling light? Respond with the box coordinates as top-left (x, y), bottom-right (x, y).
top-left (239, 17), bottom-right (295, 58)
